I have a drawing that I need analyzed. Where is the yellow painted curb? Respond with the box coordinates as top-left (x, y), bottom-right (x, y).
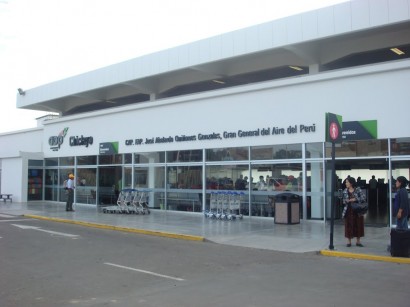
top-left (24, 214), bottom-right (205, 242)
top-left (320, 250), bottom-right (410, 264)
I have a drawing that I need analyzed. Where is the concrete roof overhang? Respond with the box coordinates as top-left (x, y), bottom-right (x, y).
top-left (16, 5), bottom-right (410, 116)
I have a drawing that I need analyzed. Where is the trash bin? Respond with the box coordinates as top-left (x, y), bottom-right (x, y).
top-left (274, 193), bottom-right (300, 224)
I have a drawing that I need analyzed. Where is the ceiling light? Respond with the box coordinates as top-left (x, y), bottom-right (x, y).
top-left (289, 66), bottom-right (303, 71)
top-left (390, 48), bottom-right (405, 55)
top-left (212, 80), bottom-right (225, 84)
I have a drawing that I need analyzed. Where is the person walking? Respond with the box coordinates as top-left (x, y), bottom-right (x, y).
top-left (342, 177), bottom-right (366, 247)
top-left (65, 173), bottom-right (75, 212)
top-left (394, 176), bottom-right (409, 230)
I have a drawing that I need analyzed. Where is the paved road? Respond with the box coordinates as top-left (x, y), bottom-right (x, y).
top-left (0, 215), bottom-right (408, 307)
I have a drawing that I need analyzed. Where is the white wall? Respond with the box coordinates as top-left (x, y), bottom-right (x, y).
top-left (1, 157), bottom-right (24, 202)
top-left (42, 60), bottom-right (410, 157)
top-left (0, 128), bottom-right (43, 158)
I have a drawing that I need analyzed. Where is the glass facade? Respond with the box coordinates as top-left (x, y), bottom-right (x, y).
top-left (36, 138), bottom-right (409, 226)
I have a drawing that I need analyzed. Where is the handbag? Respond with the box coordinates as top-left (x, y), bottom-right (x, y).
top-left (351, 202), bottom-right (368, 215)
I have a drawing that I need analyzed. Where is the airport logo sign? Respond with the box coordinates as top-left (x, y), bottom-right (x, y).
top-left (49, 127), bottom-right (69, 151)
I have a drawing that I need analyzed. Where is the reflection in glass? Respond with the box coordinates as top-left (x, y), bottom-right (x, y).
top-left (250, 163), bottom-right (302, 217)
top-left (306, 162), bottom-right (323, 219)
top-left (167, 150), bottom-right (202, 163)
top-left (135, 152), bottom-right (165, 164)
top-left (251, 144), bottom-right (302, 160)
top-left (27, 168), bottom-right (43, 201)
top-left (75, 168), bottom-right (97, 204)
top-left (165, 191), bottom-right (202, 212)
top-left (45, 169), bottom-right (58, 201)
top-left (123, 167), bottom-right (132, 188)
top-left (124, 154), bottom-right (132, 164)
top-left (28, 160), bottom-right (43, 167)
top-left (45, 158), bottom-right (58, 167)
top-left (99, 154), bottom-right (123, 165)
top-left (306, 143), bottom-right (323, 158)
top-left (167, 166), bottom-right (202, 189)
top-left (60, 157), bottom-right (74, 166)
top-left (391, 138), bottom-right (410, 156)
top-left (77, 155), bottom-right (97, 165)
top-left (326, 140), bottom-right (388, 157)
top-left (206, 165), bottom-right (249, 191)
top-left (134, 166), bottom-right (165, 189)
top-left (206, 147), bottom-right (248, 161)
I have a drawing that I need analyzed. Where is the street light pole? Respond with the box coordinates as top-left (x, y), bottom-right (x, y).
top-left (329, 141), bottom-right (336, 250)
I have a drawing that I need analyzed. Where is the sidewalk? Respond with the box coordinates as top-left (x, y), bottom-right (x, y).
top-left (1, 201), bottom-right (408, 264)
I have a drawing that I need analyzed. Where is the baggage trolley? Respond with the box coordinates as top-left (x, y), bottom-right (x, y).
top-left (133, 189), bottom-right (151, 214)
top-left (230, 192), bottom-right (243, 220)
top-left (205, 192), bottom-right (218, 218)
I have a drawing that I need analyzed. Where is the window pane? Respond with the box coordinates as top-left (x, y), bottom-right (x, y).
top-left (124, 153), bottom-right (133, 164)
top-left (250, 163), bottom-right (302, 217)
top-left (206, 147), bottom-right (248, 161)
top-left (45, 169), bottom-right (58, 201)
top-left (167, 166), bottom-right (202, 189)
top-left (391, 138), bottom-right (410, 155)
top-left (167, 150), bottom-right (202, 163)
top-left (60, 157), bottom-right (74, 166)
top-left (164, 191), bottom-right (202, 212)
top-left (135, 152), bottom-right (165, 164)
top-left (123, 167), bottom-right (132, 188)
top-left (28, 169), bottom-right (43, 201)
top-left (326, 140), bottom-right (388, 157)
top-left (306, 143), bottom-right (323, 158)
top-left (306, 162), bottom-right (324, 220)
top-left (77, 155), bottom-right (96, 165)
top-left (99, 154), bottom-right (122, 164)
top-left (134, 166), bottom-right (165, 189)
top-left (45, 158), bottom-right (58, 167)
top-left (251, 144), bottom-right (302, 160)
top-left (206, 165), bottom-right (249, 190)
top-left (75, 168), bottom-right (97, 204)
top-left (28, 159), bottom-right (43, 167)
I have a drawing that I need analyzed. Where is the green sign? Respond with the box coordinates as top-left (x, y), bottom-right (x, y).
top-left (99, 142), bottom-right (119, 155)
top-left (342, 120), bottom-right (377, 140)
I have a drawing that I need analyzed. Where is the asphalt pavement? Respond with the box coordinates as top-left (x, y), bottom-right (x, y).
top-left (0, 201), bottom-right (408, 264)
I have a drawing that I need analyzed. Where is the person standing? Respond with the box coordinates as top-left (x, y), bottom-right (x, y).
top-left (394, 176), bottom-right (409, 229)
top-left (66, 173), bottom-right (75, 212)
top-left (368, 175), bottom-right (378, 214)
top-left (342, 177), bottom-right (366, 247)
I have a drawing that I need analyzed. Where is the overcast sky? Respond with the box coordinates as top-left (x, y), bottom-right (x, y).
top-left (0, 0), bottom-right (348, 133)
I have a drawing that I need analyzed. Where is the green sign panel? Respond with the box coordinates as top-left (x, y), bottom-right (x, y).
top-left (99, 142), bottom-right (119, 155)
top-left (342, 120), bottom-right (377, 140)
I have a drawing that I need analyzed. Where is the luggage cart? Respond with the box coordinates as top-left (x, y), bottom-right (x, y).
top-left (229, 192), bottom-right (244, 220)
top-left (220, 192), bottom-right (230, 220)
top-left (133, 189), bottom-right (151, 214)
top-left (215, 192), bottom-right (224, 219)
top-left (102, 189), bottom-right (138, 214)
top-left (205, 192), bottom-right (218, 218)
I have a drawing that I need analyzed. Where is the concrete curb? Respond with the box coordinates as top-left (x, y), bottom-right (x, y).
top-left (24, 214), bottom-right (205, 242)
top-left (320, 250), bottom-right (410, 264)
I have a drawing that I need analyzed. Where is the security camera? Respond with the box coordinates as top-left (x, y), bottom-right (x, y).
top-left (17, 88), bottom-right (25, 95)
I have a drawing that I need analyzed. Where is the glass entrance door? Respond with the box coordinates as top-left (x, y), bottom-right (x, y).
top-left (98, 166), bottom-right (122, 205)
top-left (331, 159), bottom-right (389, 226)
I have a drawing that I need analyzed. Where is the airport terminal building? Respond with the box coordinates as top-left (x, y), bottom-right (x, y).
top-left (0, 0), bottom-right (409, 227)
